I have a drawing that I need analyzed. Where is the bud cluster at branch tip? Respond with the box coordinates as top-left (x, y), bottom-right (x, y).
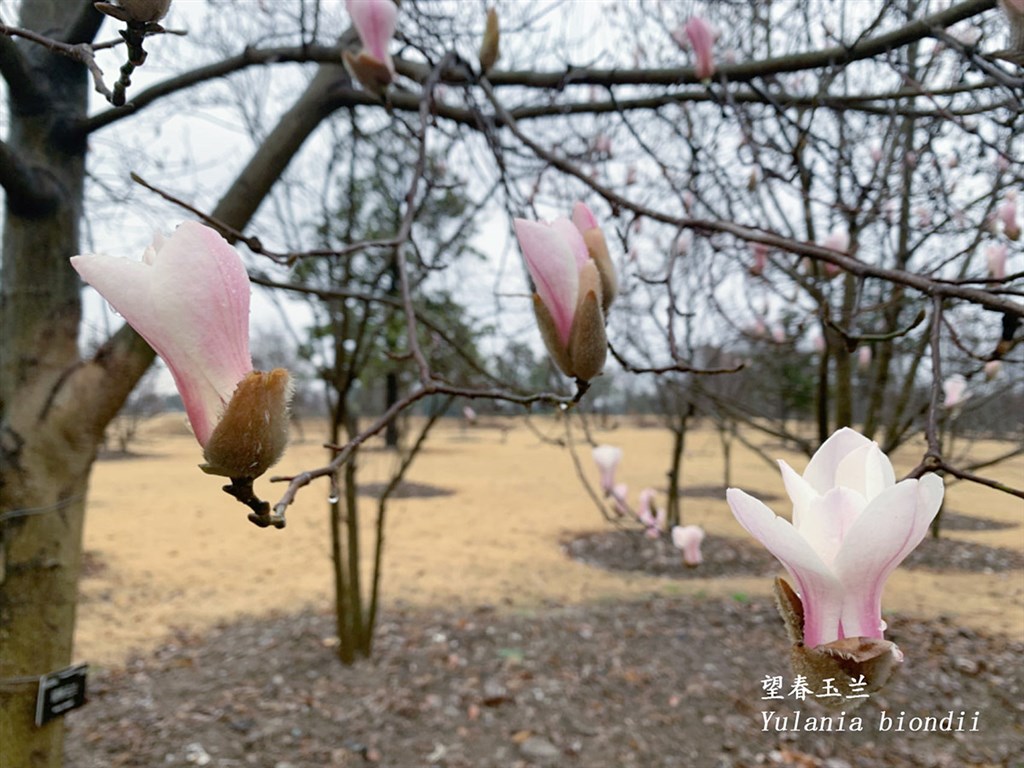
top-left (514, 202), bottom-right (617, 383)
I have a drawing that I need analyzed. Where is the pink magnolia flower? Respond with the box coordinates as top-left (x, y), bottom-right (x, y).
top-left (344, 0), bottom-right (398, 93)
top-left (684, 17), bottom-right (716, 80)
top-left (71, 221), bottom-right (291, 479)
top-left (857, 345), bottom-right (872, 372)
top-left (726, 428), bottom-right (943, 649)
top-left (592, 445), bottom-right (623, 494)
top-left (986, 243), bottom-right (1008, 280)
top-left (820, 228), bottom-right (849, 278)
top-left (998, 194), bottom-right (1020, 241)
top-left (611, 483), bottom-right (629, 516)
top-left (943, 374), bottom-right (969, 410)
top-left (749, 243), bottom-right (769, 276)
top-left (984, 360), bottom-right (1002, 381)
top-left (671, 525), bottom-right (705, 566)
top-left (637, 487), bottom-right (663, 538)
top-left (515, 204), bottom-right (615, 380)
top-left (462, 405), bottom-right (478, 424)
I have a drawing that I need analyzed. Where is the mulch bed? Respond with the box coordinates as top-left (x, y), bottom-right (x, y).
top-left (65, 597), bottom-right (1024, 768)
top-left (564, 531), bottom-right (781, 578)
top-left (357, 482), bottom-right (455, 499)
top-left (565, 529), bottom-right (1024, 578)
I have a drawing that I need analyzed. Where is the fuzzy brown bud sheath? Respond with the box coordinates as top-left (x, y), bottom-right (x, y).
top-left (479, 7), bottom-right (501, 74)
top-left (95, 0), bottom-right (171, 23)
top-left (201, 369), bottom-right (294, 479)
top-left (775, 579), bottom-right (900, 708)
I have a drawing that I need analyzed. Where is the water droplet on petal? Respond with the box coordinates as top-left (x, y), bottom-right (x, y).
top-left (105, 301), bottom-right (122, 317)
top-left (878, 619), bottom-right (888, 632)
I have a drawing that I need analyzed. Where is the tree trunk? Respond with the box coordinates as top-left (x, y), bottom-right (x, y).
top-left (0, 6), bottom-right (355, 761)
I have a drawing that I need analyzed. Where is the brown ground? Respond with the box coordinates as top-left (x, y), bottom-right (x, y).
top-left (66, 416), bottom-right (1024, 766)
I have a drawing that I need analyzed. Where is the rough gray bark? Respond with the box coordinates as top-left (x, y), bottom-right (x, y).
top-left (0, 3), bottom-right (354, 762)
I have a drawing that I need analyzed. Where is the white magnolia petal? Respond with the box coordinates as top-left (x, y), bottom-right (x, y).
top-left (803, 427), bottom-right (873, 495)
top-left (797, 487), bottom-right (867, 567)
top-left (779, 459), bottom-right (817, 529)
top-left (727, 488), bottom-right (843, 646)
top-left (834, 442), bottom-right (895, 501)
top-left (832, 479), bottom-right (937, 638)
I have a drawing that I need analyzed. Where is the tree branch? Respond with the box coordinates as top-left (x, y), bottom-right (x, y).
top-left (0, 32), bottom-right (45, 109)
top-left (80, 0), bottom-right (996, 136)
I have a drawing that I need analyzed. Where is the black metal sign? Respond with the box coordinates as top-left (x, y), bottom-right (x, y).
top-left (35, 664), bottom-right (88, 726)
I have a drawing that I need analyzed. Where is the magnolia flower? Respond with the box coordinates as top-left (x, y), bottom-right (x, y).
top-left (820, 228), bottom-right (849, 278)
top-left (71, 222), bottom-right (292, 480)
top-left (515, 204), bottom-right (615, 381)
top-left (726, 428), bottom-right (943, 649)
top-left (611, 482), bottom-right (629, 516)
top-left (671, 525), bottom-right (705, 566)
top-left (462, 405), bottom-right (478, 424)
top-left (986, 243), bottom-right (1009, 280)
top-left (857, 345), bottom-right (872, 372)
top-left (998, 194), bottom-right (1020, 241)
top-left (592, 445), bottom-right (623, 495)
top-left (344, 0), bottom-right (398, 95)
top-left (95, 0), bottom-right (171, 23)
top-left (683, 17), bottom-right (716, 80)
top-left (943, 374), bottom-right (969, 410)
top-left (637, 487), bottom-right (662, 538)
top-left (749, 243), bottom-right (769, 276)
top-left (984, 360), bottom-right (1003, 380)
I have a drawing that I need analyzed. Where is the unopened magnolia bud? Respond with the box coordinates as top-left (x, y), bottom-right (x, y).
top-left (479, 7), bottom-right (500, 74)
top-left (201, 368), bottom-right (293, 479)
top-left (533, 295), bottom-right (575, 378)
top-left (581, 228), bottom-right (617, 312)
top-left (95, 0), bottom-right (171, 23)
top-left (343, 49), bottom-right (393, 96)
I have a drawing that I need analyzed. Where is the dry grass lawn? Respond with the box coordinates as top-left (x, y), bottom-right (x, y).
top-left (76, 415), bottom-right (1024, 666)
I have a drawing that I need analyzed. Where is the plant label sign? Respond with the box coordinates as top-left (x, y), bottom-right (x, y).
top-left (35, 664), bottom-right (87, 726)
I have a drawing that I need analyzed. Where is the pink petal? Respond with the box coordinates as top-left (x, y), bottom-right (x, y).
top-left (671, 525), bottom-right (705, 565)
top-left (684, 17), bottom-right (716, 79)
top-left (802, 427), bottom-right (873, 495)
top-left (572, 201), bottom-right (599, 232)
top-left (72, 222), bottom-right (252, 447)
top-left (943, 374), bottom-right (968, 409)
top-left (550, 217), bottom-right (590, 270)
top-left (727, 488), bottom-right (843, 646)
top-left (831, 476), bottom-right (943, 639)
top-left (514, 218), bottom-right (580, 346)
top-left (347, 0), bottom-right (397, 68)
